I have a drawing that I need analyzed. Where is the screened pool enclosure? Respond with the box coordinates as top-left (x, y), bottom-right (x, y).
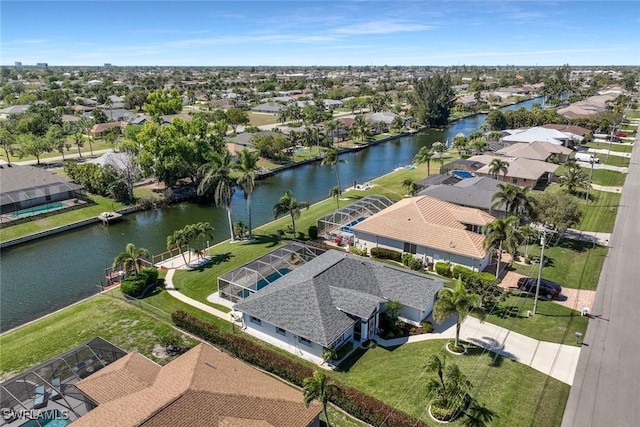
top-left (316, 195), bottom-right (394, 238)
top-left (218, 242), bottom-right (326, 303)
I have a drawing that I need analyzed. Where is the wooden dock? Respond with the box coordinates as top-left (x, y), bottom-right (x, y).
top-left (98, 211), bottom-right (122, 224)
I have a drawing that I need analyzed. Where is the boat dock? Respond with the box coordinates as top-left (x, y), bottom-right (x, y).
top-left (98, 212), bottom-right (122, 224)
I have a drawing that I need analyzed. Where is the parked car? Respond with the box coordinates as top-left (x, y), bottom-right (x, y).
top-left (517, 277), bottom-right (562, 300)
top-left (614, 132), bottom-right (627, 138)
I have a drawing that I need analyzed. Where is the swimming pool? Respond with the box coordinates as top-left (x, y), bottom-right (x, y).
top-left (10, 202), bottom-right (65, 220)
top-left (238, 268), bottom-right (292, 298)
top-left (341, 217), bottom-right (366, 234)
top-left (452, 170), bottom-right (474, 179)
top-left (19, 410), bottom-right (71, 427)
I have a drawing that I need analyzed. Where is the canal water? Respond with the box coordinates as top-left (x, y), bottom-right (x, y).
top-left (0, 98), bottom-right (542, 332)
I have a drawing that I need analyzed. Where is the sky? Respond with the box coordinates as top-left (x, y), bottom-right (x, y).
top-left (1, 1), bottom-right (639, 66)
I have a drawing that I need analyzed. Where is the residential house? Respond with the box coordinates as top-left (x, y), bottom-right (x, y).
top-left (0, 104), bottom-right (30, 119)
top-left (415, 173), bottom-right (462, 191)
top-left (541, 124), bottom-right (592, 139)
top-left (495, 141), bottom-right (573, 162)
top-left (418, 176), bottom-right (508, 218)
top-left (73, 343), bottom-right (321, 427)
top-left (469, 154), bottom-right (559, 189)
top-left (88, 152), bottom-right (141, 178)
top-left (89, 122), bottom-right (127, 138)
top-left (502, 126), bottom-right (583, 147)
top-left (352, 196), bottom-right (495, 271)
top-left (234, 250), bottom-right (443, 364)
top-left (557, 94), bottom-right (616, 119)
top-left (225, 142), bottom-right (258, 161)
top-left (224, 130), bottom-right (282, 148)
top-left (251, 102), bottom-right (286, 114)
top-left (322, 99), bottom-right (344, 110)
top-left (0, 165), bottom-right (84, 215)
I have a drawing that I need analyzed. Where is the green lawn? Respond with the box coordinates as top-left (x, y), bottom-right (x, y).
top-left (247, 112), bottom-right (279, 126)
top-left (510, 238), bottom-right (607, 291)
top-left (576, 190), bottom-right (621, 233)
top-left (334, 340), bottom-right (570, 427)
top-left (587, 169), bottom-right (626, 187)
top-left (0, 195), bottom-right (128, 243)
top-left (597, 155), bottom-right (630, 168)
top-left (1, 137), bottom-right (115, 164)
top-left (0, 295), bottom-right (197, 379)
top-left (583, 142), bottom-right (633, 152)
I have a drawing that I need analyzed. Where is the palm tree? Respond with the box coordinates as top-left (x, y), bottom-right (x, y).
top-left (518, 225), bottom-right (538, 259)
top-left (402, 178), bottom-right (419, 196)
top-left (425, 354), bottom-right (471, 421)
top-left (559, 161), bottom-right (588, 195)
top-left (167, 228), bottom-right (190, 266)
top-left (235, 148), bottom-right (259, 238)
top-left (198, 151), bottom-right (236, 242)
top-left (490, 183), bottom-right (519, 214)
top-left (432, 141), bottom-right (446, 155)
top-left (483, 216), bottom-right (519, 279)
top-left (488, 158), bottom-right (509, 180)
top-left (413, 146), bottom-right (434, 175)
top-left (510, 186), bottom-right (534, 220)
top-left (321, 147), bottom-right (342, 195)
top-left (329, 186), bottom-right (341, 209)
top-left (352, 115), bottom-right (369, 142)
top-left (273, 190), bottom-right (309, 237)
top-left (302, 371), bottom-right (338, 426)
top-left (433, 278), bottom-right (486, 348)
top-left (113, 243), bottom-right (150, 276)
top-left (452, 135), bottom-right (468, 156)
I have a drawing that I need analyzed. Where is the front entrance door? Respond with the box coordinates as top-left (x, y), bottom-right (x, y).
top-left (354, 320), bottom-right (361, 342)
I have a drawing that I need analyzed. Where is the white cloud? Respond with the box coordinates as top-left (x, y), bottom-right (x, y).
top-left (335, 20), bottom-right (432, 35)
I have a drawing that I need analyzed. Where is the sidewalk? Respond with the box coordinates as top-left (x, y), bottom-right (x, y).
top-left (1, 149), bottom-right (114, 166)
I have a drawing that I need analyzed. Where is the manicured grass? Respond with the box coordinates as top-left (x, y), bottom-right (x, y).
top-left (586, 169), bottom-right (626, 187)
top-left (597, 155), bottom-right (630, 167)
top-left (1, 137), bottom-right (114, 164)
top-left (0, 195), bottom-right (128, 242)
top-left (172, 268), bottom-right (230, 313)
top-left (334, 340), bottom-right (570, 427)
top-left (510, 238), bottom-right (607, 291)
top-left (583, 142), bottom-right (633, 152)
top-left (576, 189), bottom-right (621, 233)
top-left (247, 112), bottom-right (279, 126)
top-left (0, 295), bottom-right (197, 379)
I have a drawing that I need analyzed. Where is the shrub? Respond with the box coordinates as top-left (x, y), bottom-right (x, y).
top-left (335, 341), bottom-right (354, 360)
top-left (120, 277), bottom-right (146, 297)
top-left (350, 247), bottom-right (368, 256)
top-left (308, 225), bottom-right (318, 239)
top-left (370, 247), bottom-right (402, 262)
top-left (429, 399), bottom-right (458, 421)
top-left (435, 262), bottom-right (452, 277)
top-left (421, 321), bottom-right (434, 333)
top-left (140, 267), bottom-right (159, 285)
top-left (407, 257), bottom-right (422, 271)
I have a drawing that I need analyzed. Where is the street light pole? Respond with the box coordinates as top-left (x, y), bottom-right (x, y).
top-left (533, 227), bottom-right (547, 315)
top-left (585, 159), bottom-right (595, 203)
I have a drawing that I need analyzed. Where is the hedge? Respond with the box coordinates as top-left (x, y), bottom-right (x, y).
top-left (121, 267), bottom-right (159, 297)
top-left (308, 225), bottom-right (318, 240)
top-left (370, 247), bottom-right (402, 262)
top-left (171, 311), bottom-right (427, 427)
top-left (435, 262), bottom-right (452, 277)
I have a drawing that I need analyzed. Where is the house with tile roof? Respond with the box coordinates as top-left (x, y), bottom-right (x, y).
top-left (495, 141), bottom-right (573, 162)
top-left (468, 154), bottom-right (559, 189)
top-left (234, 250), bottom-right (443, 364)
top-left (352, 196), bottom-right (495, 272)
top-left (73, 343), bottom-right (321, 427)
top-left (502, 126), bottom-right (583, 147)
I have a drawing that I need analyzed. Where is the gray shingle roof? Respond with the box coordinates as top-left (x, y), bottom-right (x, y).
top-left (0, 165), bottom-right (83, 207)
top-left (418, 176), bottom-right (505, 212)
top-left (234, 250), bottom-right (443, 347)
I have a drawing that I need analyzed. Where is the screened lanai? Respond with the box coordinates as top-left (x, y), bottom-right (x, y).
top-left (317, 195), bottom-right (394, 237)
top-left (218, 242), bottom-right (326, 303)
top-left (0, 337), bottom-right (126, 426)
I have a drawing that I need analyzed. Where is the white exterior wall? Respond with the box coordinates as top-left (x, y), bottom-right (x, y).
top-left (239, 314), bottom-right (324, 365)
top-left (354, 230), bottom-right (488, 271)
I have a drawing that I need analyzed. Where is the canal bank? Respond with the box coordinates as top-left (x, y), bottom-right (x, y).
top-left (0, 97), bottom-right (543, 332)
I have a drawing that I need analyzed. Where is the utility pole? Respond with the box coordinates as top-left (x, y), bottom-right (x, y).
top-left (585, 158), bottom-right (595, 203)
top-left (533, 227), bottom-right (547, 315)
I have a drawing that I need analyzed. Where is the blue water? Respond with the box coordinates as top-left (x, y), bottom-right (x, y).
top-left (341, 217), bottom-right (366, 233)
top-left (452, 170), bottom-right (474, 179)
top-left (238, 268), bottom-right (292, 298)
top-left (18, 410), bottom-right (70, 427)
top-left (10, 202), bottom-right (65, 219)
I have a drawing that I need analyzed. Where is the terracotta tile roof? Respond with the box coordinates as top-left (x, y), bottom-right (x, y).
top-left (542, 123), bottom-right (592, 137)
top-left (74, 343), bottom-right (320, 427)
top-left (468, 155), bottom-right (558, 180)
top-left (353, 196), bottom-right (495, 259)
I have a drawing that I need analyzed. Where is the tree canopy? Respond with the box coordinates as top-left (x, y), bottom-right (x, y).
top-left (411, 73), bottom-right (456, 128)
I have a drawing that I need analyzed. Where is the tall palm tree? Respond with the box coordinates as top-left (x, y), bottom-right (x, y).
top-left (198, 151), bottom-right (236, 242)
top-left (511, 186), bottom-right (534, 220)
top-left (518, 224), bottom-right (538, 258)
top-left (452, 135), bottom-right (468, 156)
top-left (433, 279), bottom-right (486, 348)
top-left (113, 243), bottom-right (150, 276)
top-left (302, 371), bottom-right (338, 427)
top-left (488, 158), bottom-right (509, 180)
top-left (402, 178), bottom-right (419, 196)
top-left (483, 216), bottom-right (519, 279)
top-left (491, 183), bottom-right (519, 214)
top-left (413, 146), bottom-right (434, 175)
top-left (352, 115), bottom-right (369, 142)
top-left (559, 161), bottom-right (588, 195)
top-left (329, 186), bottom-right (341, 209)
top-left (273, 190), bottom-right (309, 237)
top-left (321, 147), bottom-right (342, 195)
top-left (167, 228), bottom-right (190, 266)
top-left (235, 148), bottom-right (259, 238)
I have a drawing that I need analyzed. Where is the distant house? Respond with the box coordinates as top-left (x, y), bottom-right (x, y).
top-left (100, 108), bottom-right (135, 122)
top-left (225, 130), bottom-right (282, 148)
top-left (364, 111), bottom-right (400, 125)
top-left (0, 104), bottom-right (30, 119)
top-left (419, 176), bottom-right (508, 218)
top-left (322, 99), bottom-right (344, 110)
top-left (88, 152), bottom-right (141, 178)
top-left (495, 141), bottom-right (573, 162)
top-left (468, 154), bottom-right (559, 189)
top-left (440, 158), bottom-right (486, 175)
top-left (225, 142), bottom-right (259, 160)
top-left (0, 165), bottom-right (84, 215)
top-left (74, 343), bottom-right (321, 427)
top-left (251, 102), bottom-right (286, 114)
top-left (234, 250), bottom-right (443, 364)
top-left (89, 122), bottom-right (127, 138)
top-left (415, 173), bottom-right (462, 191)
top-left (542, 123), bottom-right (592, 139)
top-left (502, 126), bottom-right (583, 147)
top-left (557, 94), bottom-right (616, 118)
top-left (352, 196), bottom-right (495, 271)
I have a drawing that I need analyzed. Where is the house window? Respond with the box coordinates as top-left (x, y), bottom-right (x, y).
top-left (298, 336), bottom-right (312, 346)
top-left (511, 177), bottom-right (518, 184)
top-left (403, 242), bottom-right (417, 254)
top-left (276, 327), bottom-right (286, 336)
top-left (250, 316), bottom-right (261, 326)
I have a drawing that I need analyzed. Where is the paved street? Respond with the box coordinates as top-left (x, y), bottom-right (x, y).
top-left (562, 131), bottom-right (640, 426)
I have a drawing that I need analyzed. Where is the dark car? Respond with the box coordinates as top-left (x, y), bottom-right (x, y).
top-left (517, 277), bottom-right (562, 300)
